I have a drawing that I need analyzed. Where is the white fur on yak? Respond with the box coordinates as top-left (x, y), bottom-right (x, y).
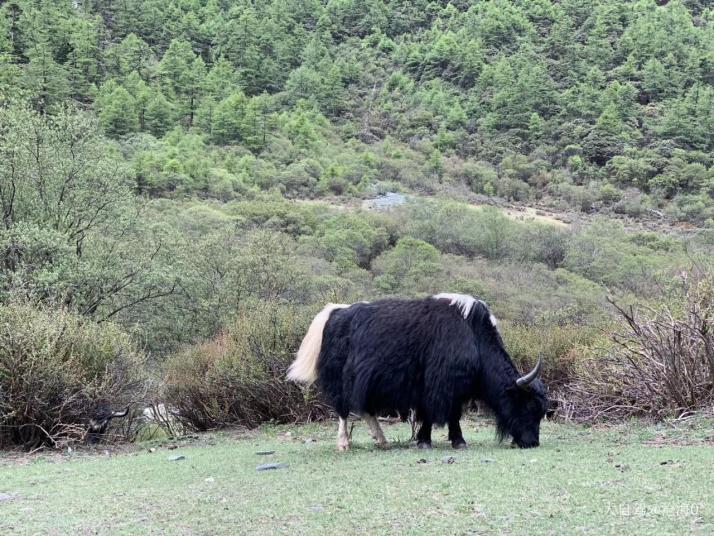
top-left (287, 303), bottom-right (350, 384)
top-left (433, 293), bottom-right (498, 327)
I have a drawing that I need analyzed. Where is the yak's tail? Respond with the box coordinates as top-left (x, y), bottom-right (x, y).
top-left (287, 303), bottom-right (350, 384)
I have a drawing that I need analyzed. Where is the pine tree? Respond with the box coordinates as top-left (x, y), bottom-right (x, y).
top-left (97, 83), bottom-right (139, 137)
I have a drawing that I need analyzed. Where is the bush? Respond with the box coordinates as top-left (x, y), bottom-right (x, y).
top-left (0, 304), bottom-right (147, 449)
top-left (564, 276), bottom-right (714, 421)
top-left (372, 237), bottom-right (441, 293)
top-left (502, 322), bottom-right (604, 388)
top-left (163, 301), bottom-right (327, 430)
top-left (399, 200), bottom-right (516, 259)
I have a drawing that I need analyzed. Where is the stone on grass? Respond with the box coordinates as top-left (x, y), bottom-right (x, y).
top-left (168, 455), bottom-right (186, 461)
top-left (256, 463), bottom-right (289, 471)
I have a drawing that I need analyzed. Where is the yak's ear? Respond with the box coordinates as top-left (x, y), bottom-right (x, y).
top-left (505, 382), bottom-right (527, 396)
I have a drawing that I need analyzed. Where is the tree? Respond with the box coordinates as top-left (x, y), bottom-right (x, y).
top-left (480, 51), bottom-right (556, 135)
top-left (0, 104), bottom-right (175, 319)
top-left (158, 38), bottom-right (205, 126)
top-left (211, 91), bottom-right (252, 145)
top-left (144, 88), bottom-right (175, 137)
top-left (97, 82), bottom-right (139, 137)
top-left (104, 33), bottom-right (152, 80)
top-left (21, 43), bottom-right (70, 112)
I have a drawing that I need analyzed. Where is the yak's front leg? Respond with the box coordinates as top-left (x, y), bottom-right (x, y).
top-left (363, 414), bottom-right (389, 448)
top-left (448, 411), bottom-right (467, 449)
top-left (416, 419), bottom-right (432, 449)
top-left (337, 416), bottom-right (350, 451)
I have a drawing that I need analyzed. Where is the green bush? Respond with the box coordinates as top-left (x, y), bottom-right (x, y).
top-left (399, 200), bottom-right (515, 259)
top-left (0, 304), bottom-right (147, 449)
top-left (163, 301), bottom-right (327, 430)
top-left (502, 321), bottom-right (604, 388)
top-left (373, 237), bottom-right (441, 293)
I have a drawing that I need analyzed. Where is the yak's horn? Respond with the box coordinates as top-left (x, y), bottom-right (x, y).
top-left (110, 406), bottom-right (130, 419)
top-left (516, 357), bottom-right (542, 389)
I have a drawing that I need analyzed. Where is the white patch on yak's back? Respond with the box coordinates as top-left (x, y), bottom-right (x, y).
top-left (433, 293), bottom-right (477, 318)
top-left (432, 292), bottom-right (498, 327)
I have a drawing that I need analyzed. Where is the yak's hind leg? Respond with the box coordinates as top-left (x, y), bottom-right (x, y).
top-left (337, 416), bottom-right (350, 451)
top-left (363, 414), bottom-right (388, 448)
top-left (416, 410), bottom-right (432, 449)
top-left (448, 408), bottom-right (467, 449)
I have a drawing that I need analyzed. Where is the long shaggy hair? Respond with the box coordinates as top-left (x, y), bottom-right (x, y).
top-left (290, 294), bottom-right (548, 447)
top-left (287, 303), bottom-right (349, 384)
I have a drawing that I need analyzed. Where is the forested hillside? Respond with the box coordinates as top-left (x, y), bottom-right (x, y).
top-left (2, 1), bottom-right (714, 446)
top-left (2, 0), bottom-right (714, 219)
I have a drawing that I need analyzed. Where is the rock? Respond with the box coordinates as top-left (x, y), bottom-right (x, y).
top-left (416, 458), bottom-right (428, 464)
top-left (304, 438), bottom-right (316, 444)
top-left (442, 456), bottom-right (456, 464)
top-left (256, 450), bottom-right (275, 456)
top-left (307, 505), bottom-right (325, 512)
top-left (148, 447), bottom-right (156, 453)
top-left (0, 493), bottom-right (16, 503)
top-left (205, 477), bottom-right (215, 483)
top-left (168, 455), bottom-right (186, 462)
top-left (257, 463), bottom-right (289, 471)
top-left (362, 192), bottom-right (407, 211)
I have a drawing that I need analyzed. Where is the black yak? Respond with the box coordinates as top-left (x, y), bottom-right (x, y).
top-left (87, 403), bottom-right (130, 444)
top-left (288, 293), bottom-right (547, 451)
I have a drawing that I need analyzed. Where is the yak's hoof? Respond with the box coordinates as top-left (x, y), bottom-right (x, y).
top-left (451, 440), bottom-right (467, 450)
top-left (417, 441), bottom-right (432, 449)
top-left (337, 442), bottom-right (350, 452)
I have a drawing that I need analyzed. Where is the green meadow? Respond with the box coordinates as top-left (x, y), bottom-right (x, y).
top-left (2, 418), bottom-right (712, 536)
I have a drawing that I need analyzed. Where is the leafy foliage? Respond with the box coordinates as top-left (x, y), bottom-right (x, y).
top-left (0, 303), bottom-right (147, 449)
top-left (163, 301), bottom-right (327, 430)
top-left (0, 0), bottom-right (713, 218)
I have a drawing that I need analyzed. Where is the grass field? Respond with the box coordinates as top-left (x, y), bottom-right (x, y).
top-left (1, 417), bottom-right (713, 535)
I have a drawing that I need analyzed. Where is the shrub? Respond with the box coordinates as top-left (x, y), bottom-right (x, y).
top-left (372, 237), bottom-right (441, 293)
top-left (0, 304), bottom-right (147, 450)
top-left (163, 301), bottom-right (327, 430)
top-left (564, 276), bottom-right (714, 421)
top-left (510, 223), bottom-right (570, 269)
top-left (462, 160), bottom-right (498, 194)
top-left (502, 321), bottom-right (604, 388)
top-left (399, 200), bottom-right (515, 259)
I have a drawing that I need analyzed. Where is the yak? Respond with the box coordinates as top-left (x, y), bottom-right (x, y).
top-left (87, 403), bottom-right (130, 444)
top-left (288, 293), bottom-right (547, 451)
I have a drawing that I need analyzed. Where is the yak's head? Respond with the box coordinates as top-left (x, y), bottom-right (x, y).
top-left (87, 403), bottom-right (130, 444)
top-left (497, 358), bottom-right (548, 448)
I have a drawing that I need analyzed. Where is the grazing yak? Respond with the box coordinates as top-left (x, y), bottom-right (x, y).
top-left (87, 403), bottom-right (130, 444)
top-left (288, 293), bottom-right (547, 451)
